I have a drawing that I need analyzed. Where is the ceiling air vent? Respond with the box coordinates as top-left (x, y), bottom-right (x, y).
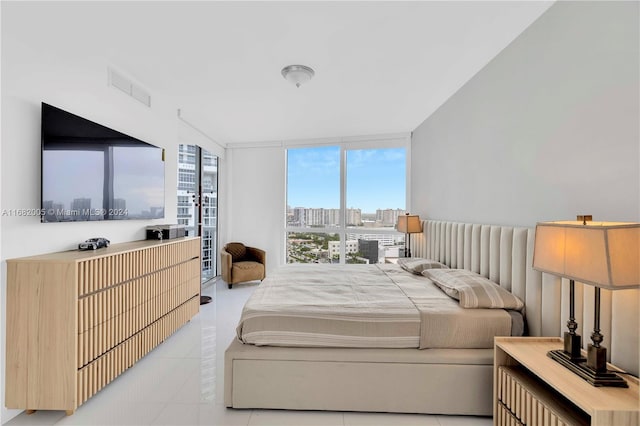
top-left (108, 68), bottom-right (151, 108)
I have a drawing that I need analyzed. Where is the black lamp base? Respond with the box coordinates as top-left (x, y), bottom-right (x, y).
top-left (587, 344), bottom-right (607, 372)
top-left (563, 332), bottom-right (584, 361)
top-left (547, 349), bottom-right (628, 387)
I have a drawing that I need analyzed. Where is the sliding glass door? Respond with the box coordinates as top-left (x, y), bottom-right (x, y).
top-left (200, 151), bottom-right (218, 282)
top-left (177, 144), bottom-right (219, 283)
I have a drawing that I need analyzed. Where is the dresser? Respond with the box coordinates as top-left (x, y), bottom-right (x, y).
top-left (5, 237), bottom-right (201, 415)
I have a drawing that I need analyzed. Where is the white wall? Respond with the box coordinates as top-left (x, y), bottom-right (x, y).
top-left (411, 1), bottom-right (639, 373)
top-left (411, 1), bottom-right (639, 227)
top-left (225, 146), bottom-right (285, 272)
top-left (0, 8), bottom-right (209, 423)
top-left (1, 62), bottom-right (180, 257)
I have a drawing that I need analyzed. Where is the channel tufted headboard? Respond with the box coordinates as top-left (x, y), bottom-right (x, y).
top-left (412, 219), bottom-right (639, 375)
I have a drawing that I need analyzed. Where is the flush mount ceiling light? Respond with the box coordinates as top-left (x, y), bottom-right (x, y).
top-left (281, 65), bottom-right (315, 88)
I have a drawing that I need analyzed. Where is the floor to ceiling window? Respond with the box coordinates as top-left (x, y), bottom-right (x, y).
top-left (286, 136), bottom-right (409, 264)
top-left (286, 146), bottom-right (341, 263)
top-left (345, 147), bottom-right (406, 263)
top-left (177, 144), bottom-right (219, 283)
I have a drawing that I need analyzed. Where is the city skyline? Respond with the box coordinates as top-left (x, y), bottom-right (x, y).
top-left (287, 146), bottom-right (406, 214)
top-left (43, 146), bottom-right (164, 217)
top-left (287, 206), bottom-right (406, 228)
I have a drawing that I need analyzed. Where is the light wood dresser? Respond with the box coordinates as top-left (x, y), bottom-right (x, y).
top-left (5, 237), bottom-right (201, 415)
top-left (494, 337), bottom-right (639, 426)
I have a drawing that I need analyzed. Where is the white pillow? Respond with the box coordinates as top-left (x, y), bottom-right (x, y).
top-left (397, 258), bottom-right (448, 275)
top-left (424, 269), bottom-right (524, 310)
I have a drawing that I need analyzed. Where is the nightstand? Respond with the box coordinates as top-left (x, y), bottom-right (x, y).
top-left (494, 337), bottom-right (639, 426)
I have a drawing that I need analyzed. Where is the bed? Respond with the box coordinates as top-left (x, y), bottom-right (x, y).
top-left (224, 220), bottom-right (638, 415)
top-left (235, 263), bottom-right (524, 350)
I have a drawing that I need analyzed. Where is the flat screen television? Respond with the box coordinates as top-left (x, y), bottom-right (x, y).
top-left (41, 103), bottom-right (165, 223)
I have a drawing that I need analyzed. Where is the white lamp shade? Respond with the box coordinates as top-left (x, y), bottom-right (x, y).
top-left (533, 221), bottom-right (640, 290)
top-left (397, 215), bottom-right (422, 234)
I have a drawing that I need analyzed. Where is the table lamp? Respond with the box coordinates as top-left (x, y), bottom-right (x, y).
top-left (397, 213), bottom-right (422, 257)
top-left (533, 219), bottom-right (640, 387)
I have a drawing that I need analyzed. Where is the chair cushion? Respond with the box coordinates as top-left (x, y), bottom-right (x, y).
top-left (231, 261), bottom-right (265, 284)
top-left (226, 242), bottom-right (247, 262)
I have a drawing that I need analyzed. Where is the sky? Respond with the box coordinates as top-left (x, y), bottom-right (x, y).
top-left (287, 146), bottom-right (406, 214)
top-left (43, 146), bottom-right (164, 215)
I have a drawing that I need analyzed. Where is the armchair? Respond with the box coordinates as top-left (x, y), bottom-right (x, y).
top-left (221, 242), bottom-right (266, 289)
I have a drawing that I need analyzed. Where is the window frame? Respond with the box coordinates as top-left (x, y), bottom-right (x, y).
top-left (284, 134), bottom-right (411, 264)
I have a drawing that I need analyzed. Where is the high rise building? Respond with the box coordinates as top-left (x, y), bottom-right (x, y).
top-left (349, 233), bottom-right (397, 246)
top-left (328, 240), bottom-right (359, 259)
top-left (42, 200), bottom-right (64, 222)
top-left (71, 197), bottom-right (91, 221)
top-left (346, 208), bottom-right (362, 226)
top-left (358, 239), bottom-right (380, 264)
top-left (307, 208), bottom-right (325, 226)
top-left (376, 208), bottom-right (405, 226)
top-left (177, 144), bottom-right (218, 281)
top-left (291, 207), bottom-right (307, 227)
top-left (324, 209), bottom-right (341, 227)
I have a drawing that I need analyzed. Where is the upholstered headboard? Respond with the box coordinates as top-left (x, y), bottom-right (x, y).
top-left (412, 220), bottom-right (639, 375)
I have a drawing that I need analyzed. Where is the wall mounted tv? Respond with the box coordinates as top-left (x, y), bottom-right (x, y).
top-left (41, 103), bottom-right (165, 223)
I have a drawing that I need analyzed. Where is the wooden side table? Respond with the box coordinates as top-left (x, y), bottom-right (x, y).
top-left (494, 337), bottom-right (639, 426)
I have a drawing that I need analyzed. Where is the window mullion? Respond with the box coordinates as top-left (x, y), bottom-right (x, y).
top-left (339, 144), bottom-right (347, 264)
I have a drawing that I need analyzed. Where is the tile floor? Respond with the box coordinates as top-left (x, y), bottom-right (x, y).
top-left (4, 279), bottom-right (492, 426)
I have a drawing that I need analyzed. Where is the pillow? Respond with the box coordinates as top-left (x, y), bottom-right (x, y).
top-left (397, 258), bottom-right (449, 275)
top-left (424, 269), bottom-right (524, 311)
top-left (226, 242), bottom-right (247, 262)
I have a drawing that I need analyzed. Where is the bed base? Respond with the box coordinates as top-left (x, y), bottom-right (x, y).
top-left (225, 339), bottom-right (493, 415)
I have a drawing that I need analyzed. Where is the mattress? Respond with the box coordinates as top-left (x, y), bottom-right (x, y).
top-left (236, 263), bottom-right (522, 349)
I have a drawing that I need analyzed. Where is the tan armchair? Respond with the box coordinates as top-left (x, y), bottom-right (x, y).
top-left (221, 242), bottom-right (266, 289)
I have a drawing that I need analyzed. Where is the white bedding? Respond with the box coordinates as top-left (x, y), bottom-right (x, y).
top-left (236, 263), bottom-right (520, 349)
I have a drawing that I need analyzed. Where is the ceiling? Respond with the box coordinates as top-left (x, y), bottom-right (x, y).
top-left (5, 1), bottom-right (554, 145)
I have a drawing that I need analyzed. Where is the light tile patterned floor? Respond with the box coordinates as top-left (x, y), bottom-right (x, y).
top-left (3, 279), bottom-right (492, 426)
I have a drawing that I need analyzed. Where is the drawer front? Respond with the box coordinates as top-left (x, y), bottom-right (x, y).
top-left (76, 238), bottom-right (201, 297)
top-left (77, 258), bottom-right (200, 368)
top-left (76, 295), bottom-right (200, 407)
